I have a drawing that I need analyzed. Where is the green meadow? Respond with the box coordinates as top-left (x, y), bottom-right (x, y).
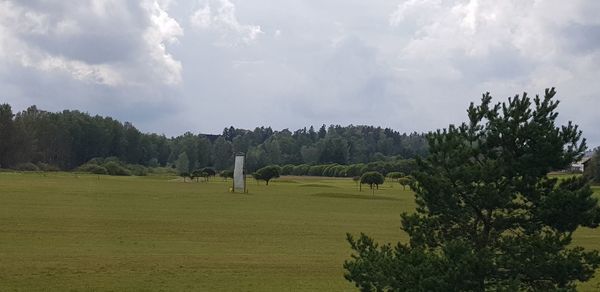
top-left (1, 172), bottom-right (599, 291)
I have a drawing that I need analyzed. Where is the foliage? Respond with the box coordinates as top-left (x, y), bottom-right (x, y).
top-left (126, 164), bottom-right (148, 176)
top-left (175, 152), bottom-right (190, 175)
top-left (344, 88), bottom-right (600, 291)
top-left (78, 163), bottom-right (108, 175)
top-left (200, 167), bottom-right (216, 181)
top-left (254, 165), bottom-right (281, 185)
top-left (103, 161), bottom-right (131, 176)
top-left (360, 171), bottom-right (384, 195)
top-left (36, 162), bottom-right (60, 172)
top-left (219, 170), bottom-right (234, 180)
top-left (78, 159), bottom-right (148, 176)
top-left (180, 172), bottom-right (190, 182)
top-left (191, 170), bottom-right (202, 182)
top-left (280, 164), bottom-right (294, 175)
top-left (585, 148), bottom-right (600, 184)
top-left (0, 103), bottom-right (429, 172)
top-left (14, 162), bottom-right (40, 172)
top-left (397, 176), bottom-right (412, 190)
top-left (386, 172), bottom-right (404, 181)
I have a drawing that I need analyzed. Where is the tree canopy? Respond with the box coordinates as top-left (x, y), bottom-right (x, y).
top-left (254, 165), bottom-right (281, 185)
top-left (360, 171), bottom-right (384, 195)
top-left (0, 103), bottom-right (428, 172)
top-left (344, 88), bottom-right (600, 291)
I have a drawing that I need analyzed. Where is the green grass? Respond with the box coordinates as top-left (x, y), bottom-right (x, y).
top-left (0, 172), bottom-right (599, 291)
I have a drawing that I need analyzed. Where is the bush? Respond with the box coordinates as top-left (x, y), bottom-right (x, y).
top-left (281, 164), bottom-right (294, 175)
top-left (126, 164), bottom-right (148, 176)
top-left (322, 164), bottom-right (338, 177)
top-left (346, 164), bottom-right (365, 177)
top-left (292, 164), bottom-right (310, 176)
top-left (386, 172), bottom-right (404, 181)
top-left (308, 165), bottom-right (326, 176)
top-left (36, 162), bottom-right (60, 172)
top-left (87, 157), bottom-right (105, 165)
top-left (103, 161), bottom-right (131, 176)
top-left (13, 162), bottom-right (40, 171)
top-left (333, 165), bottom-right (348, 177)
top-left (78, 163), bottom-right (108, 175)
top-left (147, 158), bottom-right (159, 168)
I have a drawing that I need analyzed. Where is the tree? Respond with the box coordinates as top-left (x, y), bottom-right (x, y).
top-left (344, 88), bottom-right (600, 291)
top-left (212, 136), bottom-right (232, 171)
top-left (360, 171), bottom-right (384, 195)
top-left (398, 176), bottom-right (412, 190)
top-left (180, 172), bottom-right (190, 182)
top-left (175, 152), bottom-right (190, 176)
top-left (255, 165), bottom-right (280, 185)
top-left (386, 171), bottom-right (404, 182)
top-left (201, 167), bottom-right (216, 181)
top-left (0, 104), bottom-right (15, 168)
top-left (352, 176), bottom-right (361, 191)
top-left (585, 148), bottom-right (600, 184)
top-left (220, 170), bottom-right (234, 181)
top-left (191, 169), bottom-right (203, 182)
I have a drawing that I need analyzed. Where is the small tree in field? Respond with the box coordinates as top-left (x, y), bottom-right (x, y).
top-left (386, 172), bottom-right (403, 182)
top-left (175, 152), bottom-right (189, 175)
top-left (201, 167), bottom-right (216, 181)
top-left (360, 171), bottom-right (384, 195)
top-left (255, 165), bottom-right (280, 185)
top-left (191, 169), bottom-right (202, 182)
top-left (344, 88), bottom-right (600, 291)
top-left (352, 176), bottom-right (361, 191)
top-left (397, 176), bottom-right (412, 190)
top-left (180, 172), bottom-right (189, 182)
top-left (220, 170), bottom-right (234, 181)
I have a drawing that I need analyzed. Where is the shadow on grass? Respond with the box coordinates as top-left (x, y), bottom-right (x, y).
top-left (299, 183), bottom-right (338, 188)
top-left (312, 192), bottom-right (399, 201)
top-left (273, 179), bottom-right (300, 184)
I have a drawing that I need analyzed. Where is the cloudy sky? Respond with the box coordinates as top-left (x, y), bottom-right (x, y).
top-left (1, 0), bottom-right (599, 145)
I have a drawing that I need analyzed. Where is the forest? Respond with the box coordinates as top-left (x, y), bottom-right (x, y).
top-left (0, 104), bottom-right (428, 173)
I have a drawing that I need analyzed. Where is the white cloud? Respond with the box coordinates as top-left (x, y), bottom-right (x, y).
top-left (142, 0), bottom-right (184, 85)
top-left (0, 0), bottom-right (183, 86)
top-left (0, 1), bottom-right (123, 85)
top-left (190, 0), bottom-right (263, 46)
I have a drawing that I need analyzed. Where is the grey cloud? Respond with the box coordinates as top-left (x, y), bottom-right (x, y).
top-left (1, 0), bottom-right (599, 146)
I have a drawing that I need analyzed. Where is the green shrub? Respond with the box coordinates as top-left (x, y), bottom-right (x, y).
top-left (78, 163), bottom-right (108, 175)
top-left (103, 161), bottom-right (131, 176)
top-left (36, 162), bottom-right (60, 172)
top-left (281, 164), bottom-right (294, 175)
top-left (87, 157), bottom-right (105, 165)
top-left (308, 165), bottom-right (326, 176)
top-left (292, 164), bottom-right (310, 176)
top-left (14, 162), bottom-right (40, 171)
top-left (127, 164), bottom-right (148, 176)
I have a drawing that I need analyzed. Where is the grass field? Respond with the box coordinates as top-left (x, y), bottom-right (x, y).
top-left (0, 172), bottom-right (599, 291)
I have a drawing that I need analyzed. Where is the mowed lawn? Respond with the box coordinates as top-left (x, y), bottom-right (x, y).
top-left (0, 172), bottom-right (599, 291)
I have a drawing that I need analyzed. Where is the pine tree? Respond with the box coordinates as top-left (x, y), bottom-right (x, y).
top-left (344, 88), bottom-right (600, 291)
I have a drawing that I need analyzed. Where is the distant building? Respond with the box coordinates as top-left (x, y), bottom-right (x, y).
top-left (571, 156), bottom-right (592, 173)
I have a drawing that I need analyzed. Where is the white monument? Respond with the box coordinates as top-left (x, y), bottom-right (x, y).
top-left (233, 153), bottom-right (246, 193)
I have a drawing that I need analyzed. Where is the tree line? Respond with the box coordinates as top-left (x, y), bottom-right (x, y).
top-left (0, 103), bottom-right (428, 172)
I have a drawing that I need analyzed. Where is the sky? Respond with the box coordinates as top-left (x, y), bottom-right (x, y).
top-left (1, 0), bottom-right (599, 146)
